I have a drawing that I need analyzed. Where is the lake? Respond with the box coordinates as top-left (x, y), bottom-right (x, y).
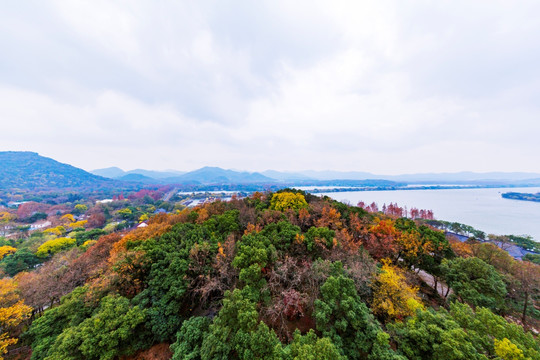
top-left (317, 187), bottom-right (540, 241)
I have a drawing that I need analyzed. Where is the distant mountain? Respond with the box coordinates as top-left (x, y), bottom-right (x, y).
top-left (90, 164), bottom-right (540, 186)
top-left (91, 167), bottom-right (125, 178)
top-left (92, 166), bottom-right (273, 184)
top-left (116, 173), bottom-right (158, 183)
top-left (125, 169), bottom-right (184, 179)
top-left (0, 152), bottom-right (115, 190)
top-left (91, 167), bottom-right (185, 179)
top-left (261, 170), bottom-right (312, 181)
top-left (172, 166), bottom-right (274, 184)
top-left (298, 170), bottom-right (377, 181)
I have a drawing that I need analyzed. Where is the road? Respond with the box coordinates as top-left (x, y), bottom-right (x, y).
top-left (162, 187), bottom-right (178, 202)
top-left (416, 268), bottom-right (452, 298)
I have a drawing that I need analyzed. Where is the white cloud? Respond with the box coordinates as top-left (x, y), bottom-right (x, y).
top-left (1, 0), bottom-right (540, 173)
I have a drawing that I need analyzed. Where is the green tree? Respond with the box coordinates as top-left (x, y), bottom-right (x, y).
top-left (133, 223), bottom-right (218, 342)
top-left (73, 229), bottom-right (106, 246)
top-left (390, 303), bottom-right (540, 360)
top-left (202, 210), bottom-right (240, 241)
top-left (522, 253), bottom-right (540, 265)
top-left (314, 275), bottom-right (401, 360)
top-left (394, 219), bottom-right (453, 273)
top-left (304, 226), bottom-right (335, 254)
top-left (286, 329), bottom-right (345, 360)
top-left (441, 257), bottom-right (506, 311)
top-left (27, 287), bottom-right (96, 360)
top-left (448, 302), bottom-right (539, 359)
top-left (233, 232), bottom-right (276, 293)
top-left (417, 225), bottom-right (453, 278)
top-left (0, 249), bottom-right (41, 276)
top-left (171, 316), bottom-right (211, 360)
top-left (260, 220), bottom-right (301, 252)
top-left (201, 289), bottom-right (283, 360)
top-left (390, 307), bottom-right (485, 360)
top-left (45, 295), bottom-right (148, 360)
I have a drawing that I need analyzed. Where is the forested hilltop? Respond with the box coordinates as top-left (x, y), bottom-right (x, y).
top-left (1, 190), bottom-right (539, 360)
top-left (0, 152), bottom-right (115, 191)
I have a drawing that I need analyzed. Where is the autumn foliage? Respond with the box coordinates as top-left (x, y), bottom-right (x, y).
top-left (371, 261), bottom-right (423, 321)
top-left (0, 247), bottom-right (16, 261)
top-left (1, 189), bottom-right (538, 359)
top-left (270, 192), bottom-right (308, 211)
top-left (0, 278), bottom-right (32, 358)
top-left (35, 237), bottom-right (76, 258)
top-left (364, 219), bottom-right (399, 259)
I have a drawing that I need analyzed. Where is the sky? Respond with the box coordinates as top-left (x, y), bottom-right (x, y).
top-left (1, 1), bottom-right (540, 174)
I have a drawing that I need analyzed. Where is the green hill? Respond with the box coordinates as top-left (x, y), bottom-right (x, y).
top-left (0, 151), bottom-right (115, 190)
top-left (5, 190), bottom-right (538, 359)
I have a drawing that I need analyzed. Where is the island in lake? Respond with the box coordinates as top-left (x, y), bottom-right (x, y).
top-left (502, 191), bottom-right (540, 202)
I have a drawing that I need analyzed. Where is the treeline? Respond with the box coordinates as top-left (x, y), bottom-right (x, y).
top-left (424, 219), bottom-right (540, 253)
top-left (1, 190), bottom-right (539, 359)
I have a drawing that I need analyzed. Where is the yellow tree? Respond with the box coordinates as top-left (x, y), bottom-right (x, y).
top-left (0, 278), bottom-right (32, 358)
top-left (0, 246), bottom-right (16, 261)
top-left (70, 220), bottom-right (88, 229)
top-left (270, 192), bottom-right (308, 212)
top-left (0, 212), bottom-right (15, 237)
top-left (394, 229), bottom-right (424, 265)
top-left (371, 260), bottom-right (423, 321)
top-left (35, 237), bottom-right (76, 258)
top-left (0, 212), bottom-right (15, 224)
top-left (74, 204), bottom-right (88, 214)
top-left (43, 225), bottom-right (66, 237)
top-left (195, 208), bottom-right (209, 224)
top-left (60, 213), bottom-right (75, 224)
top-left (494, 338), bottom-right (526, 360)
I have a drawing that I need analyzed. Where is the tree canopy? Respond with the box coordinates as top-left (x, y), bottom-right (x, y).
top-left (1, 190), bottom-right (536, 360)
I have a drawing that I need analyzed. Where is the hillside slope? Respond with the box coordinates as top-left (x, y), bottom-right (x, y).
top-left (0, 151), bottom-right (115, 190)
top-left (6, 190), bottom-right (538, 359)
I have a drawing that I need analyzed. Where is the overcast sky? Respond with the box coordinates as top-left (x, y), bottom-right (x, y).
top-left (1, 1), bottom-right (540, 174)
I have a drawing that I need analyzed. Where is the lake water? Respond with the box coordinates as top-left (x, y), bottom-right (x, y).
top-left (317, 187), bottom-right (540, 241)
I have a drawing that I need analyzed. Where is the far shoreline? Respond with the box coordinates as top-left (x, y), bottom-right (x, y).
top-left (304, 184), bottom-right (540, 194)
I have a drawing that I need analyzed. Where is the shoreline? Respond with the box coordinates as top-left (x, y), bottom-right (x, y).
top-left (306, 184), bottom-right (540, 194)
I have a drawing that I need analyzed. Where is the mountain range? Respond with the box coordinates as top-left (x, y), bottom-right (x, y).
top-left (91, 166), bottom-right (540, 184)
top-left (91, 166), bottom-right (275, 184)
top-left (2, 151), bottom-right (540, 192)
